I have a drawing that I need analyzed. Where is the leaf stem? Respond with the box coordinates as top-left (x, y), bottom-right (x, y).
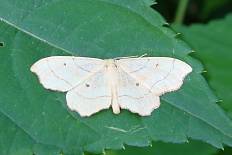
top-left (174, 0), bottom-right (189, 24)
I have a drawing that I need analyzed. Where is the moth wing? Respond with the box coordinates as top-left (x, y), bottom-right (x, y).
top-left (117, 57), bottom-right (192, 96)
top-left (117, 68), bottom-right (160, 116)
top-left (66, 68), bottom-right (111, 117)
top-left (30, 56), bottom-right (104, 92)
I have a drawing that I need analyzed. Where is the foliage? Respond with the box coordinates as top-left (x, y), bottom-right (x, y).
top-left (0, 0), bottom-right (232, 155)
top-left (175, 16), bottom-right (232, 155)
top-left (105, 12), bottom-right (232, 155)
top-left (104, 140), bottom-right (216, 155)
top-left (175, 14), bottom-right (232, 118)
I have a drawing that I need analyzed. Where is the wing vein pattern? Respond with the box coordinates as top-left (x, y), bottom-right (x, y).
top-left (116, 57), bottom-right (192, 116)
top-left (31, 56), bottom-right (192, 117)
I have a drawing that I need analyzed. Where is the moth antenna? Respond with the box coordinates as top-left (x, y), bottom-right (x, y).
top-left (114, 53), bottom-right (148, 60)
top-left (114, 55), bottom-right (137, 60)
top-left (139, 53), bottom-right (148, 58)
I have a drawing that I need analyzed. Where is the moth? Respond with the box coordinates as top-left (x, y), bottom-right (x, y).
top-left (30, 56), bottom-right (192, 117)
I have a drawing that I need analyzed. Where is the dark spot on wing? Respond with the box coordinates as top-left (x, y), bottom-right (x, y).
top-left (114, 64), bottom-right (118, 68)
top-left (136, 83), bottom-right (139, 86)
top-left (155, 63), bottom-right (159, 68)
top-left (85, 83), bottom-right (90, 87)
top-left (64, 63), bottom-right (67, 66)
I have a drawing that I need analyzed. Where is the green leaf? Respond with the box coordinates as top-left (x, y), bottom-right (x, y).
top-left (1, 1), bottom-right (232, 155)
top-left (104, 140), bottom-right (216, 155)
top-left (174, 13), bottom-right (232, 155)
top-left (174, 14), bottom-right (232, 118)
top-left (0, 111), bottom-right (61, 155)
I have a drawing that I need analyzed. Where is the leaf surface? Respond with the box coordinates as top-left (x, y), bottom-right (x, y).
top-left (174, 14), bottom-right (232, 118)
top-left (1, 1), bottom-right (232, 154)
top-left (173, 14), bottom-right (232, 155)
top-left (103, 140), bottom-right (216, 155)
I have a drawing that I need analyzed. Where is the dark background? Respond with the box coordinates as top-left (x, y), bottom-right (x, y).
top-left (153, 0), bottom-right (232, 25)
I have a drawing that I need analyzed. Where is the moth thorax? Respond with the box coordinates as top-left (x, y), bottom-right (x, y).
top-left (106, 59), bottom-right (117, 68)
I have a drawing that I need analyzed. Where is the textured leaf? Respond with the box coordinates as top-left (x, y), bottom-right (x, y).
top-left (0, 110), bottom-right (60, 155)
top-left (109, 13), bottom-right (232, 155)
top-left (174, 14), bottom-right (232, 118)
top-left (174, 14), bottom-right (232, 155)
top-left (103, 140), bottom-right (216, 155)
top-left (1, 1), bottom-right (232, 155)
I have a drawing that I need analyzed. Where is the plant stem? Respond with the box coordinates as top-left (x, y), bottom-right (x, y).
top-left (174, 0), bottom-right (189, 25)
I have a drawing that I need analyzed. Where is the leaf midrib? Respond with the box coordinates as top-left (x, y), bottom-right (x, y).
top-left (0, 0), bottom-right (165, 57)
